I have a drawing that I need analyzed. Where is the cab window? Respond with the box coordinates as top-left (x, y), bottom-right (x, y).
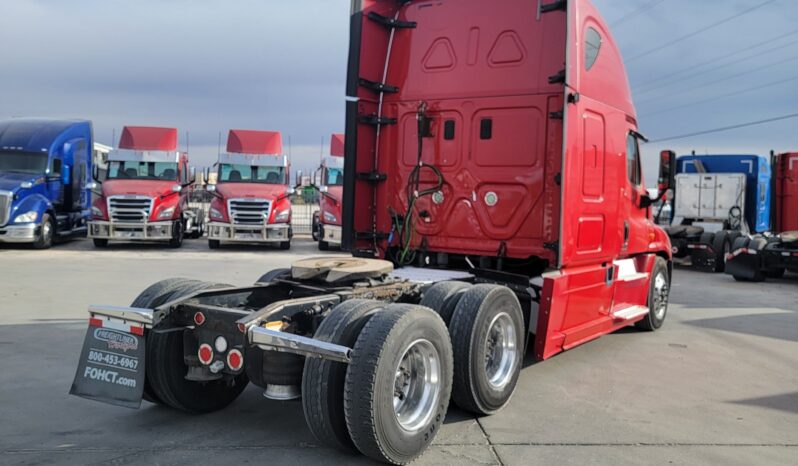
top-left (626, 133), bottom-right (641, 186)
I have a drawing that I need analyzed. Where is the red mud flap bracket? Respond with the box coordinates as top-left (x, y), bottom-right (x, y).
top-left (69, 306), bottom-right (154, 409)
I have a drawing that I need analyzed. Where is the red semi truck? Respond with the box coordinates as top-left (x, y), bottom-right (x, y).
top-left (312, 133), bottom-right (345, 249)
top-left (88, 126), bottom-right (202, 247)
top-left (726, 152), bottom-right (798, 280)
top-left (71, 2), bottom-right (675, 464)
top-left (205, 129), bottom-right (293, 249)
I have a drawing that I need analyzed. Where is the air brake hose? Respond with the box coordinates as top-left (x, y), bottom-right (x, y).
top-left (396, 101), bottom-right (444, 265)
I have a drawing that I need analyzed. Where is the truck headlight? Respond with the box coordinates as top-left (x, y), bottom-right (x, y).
top-left (14, 211), bottom-right (38, 223)
top-left (210, 207), bottom-right (224, 220)
top-left (91, 206), bottom-right (104, 218)
top-left (157, 207), bottom-right (175, 219)
top-left (323, 211), bottom-right (338, 223)
top-left (274, 209), bottom-right (290, 223)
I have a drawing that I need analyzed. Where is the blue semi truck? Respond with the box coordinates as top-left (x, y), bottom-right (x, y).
top-left (0, 119), bottom-right (94, 248)
top-left (665, 153), bottom-right (771, 272)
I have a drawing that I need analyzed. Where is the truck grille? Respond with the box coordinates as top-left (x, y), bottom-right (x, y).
top-left (108, 196), bottom-right (153, 223)
top-left (0, 191), bottom-right (10, 226)
top-left (229, 198), bottom-right (271, 226)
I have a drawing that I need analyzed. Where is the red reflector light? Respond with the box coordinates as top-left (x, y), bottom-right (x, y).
top-left (198, 344), bottom-right (213, 365)
top-left (130, 325), bottom-right (145, 336)
top-left (227, 349), bottom-right (244, 371)
top-left (194, 312), bottom-right (206, 326)
top-left (237, 323), bottom-right (246, 333)
top-left (89, 317), bottom-right (103, 328)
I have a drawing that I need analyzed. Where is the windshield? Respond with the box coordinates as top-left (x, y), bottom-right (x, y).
top-left (107, 161), bottom-right (179, 180)
top-left (326, 167), bottom-right (343, 186)
top-left (0, 151), bottom-right (49, 174)
top-left (218, 164), bottom-right (285, 184)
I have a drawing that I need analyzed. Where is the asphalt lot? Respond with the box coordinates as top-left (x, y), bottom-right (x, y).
top-left (0, 237), bottom-right (796, 465)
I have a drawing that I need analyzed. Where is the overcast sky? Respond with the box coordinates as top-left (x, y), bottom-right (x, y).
top-left (1, 0), bottom-right (796, 183)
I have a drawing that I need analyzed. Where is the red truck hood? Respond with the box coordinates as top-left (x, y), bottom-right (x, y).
top-left (102, 179), bottom-right (179, 198)
top-left (215, 183), bottom-right (288, 200)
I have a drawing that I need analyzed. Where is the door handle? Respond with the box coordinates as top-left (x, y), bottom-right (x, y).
top-left (624, 222), bottom-right (630, 244)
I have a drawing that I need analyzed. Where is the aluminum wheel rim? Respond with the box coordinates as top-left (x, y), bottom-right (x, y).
top-left (42, 220), bottom-right (52, 244)
top-left (393, 338), bottom-right (441, 433)
top-left (485, 312), bottom-right (517, 390)
top-left (652, 272), bottom-right (669, 320)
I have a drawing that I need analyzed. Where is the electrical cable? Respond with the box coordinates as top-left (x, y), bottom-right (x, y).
top-left (641, 74), bottom-right (798, 118)
top-left (610, 0), bottom-right (667, 27)
top-left (648, 112), bottom-right (798, 143)
top-left (633, 29), bottom-right (798, 93)
top-left (636, 53), bottom-right (798, 106)
top-left (396, 101), bottom-right (444, 266)
top-left (626, 0), bottom-right (778, 63)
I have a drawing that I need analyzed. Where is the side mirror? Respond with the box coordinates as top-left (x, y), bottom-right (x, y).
top-left (206, 184), bottom-right (216, 193)
top-left (203, 167), bottom-right (210, 184)
top-left (319, 185), bottom-right (329, 194)
top-left (313, 168), bottom-right (323, 187)
top-left (189, 166), bottom-right (196, 184)
top-left (172, 184), bottom-right (182, 193)
top-left (658, 150), bottom-right (676, 195)
top-left (295, 170), bottom-right (304, 187)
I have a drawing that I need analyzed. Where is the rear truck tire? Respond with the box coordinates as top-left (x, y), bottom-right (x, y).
top-left (169, 219), bottom-right (184, 248)
top-left (32, 213), bottom-right (55, 249)
top-left (635, 257), bottom-right (670, 331)
top-left (208, 239), bottom-right (220, 249)
top-left (344, 304), bottom-right (453, 465)
top-left (318, 240), bottom-right (330, 251)
top-left (131, 279), bottom-right (234, 405)
top-left (92, 238), bottom-right (109, 248)
top-left (448, 285), bottom-right (524, 415)
top-left (131, 278), bottom-right (205, 405)
top-left (302, 299), bottom-right (386, 452)
top-left (280, 241), bottom-right (291, 250)
top-left (143, 279), bottom-right (248, 412)
top-left (711, 231), bottom-right (730, 273)
top-left (255, 268), bottom-right (290, 284)
top-left (419, 281), bottom-right (472, 326)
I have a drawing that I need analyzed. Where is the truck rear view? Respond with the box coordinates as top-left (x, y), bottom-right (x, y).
top-left (726, 152), bottom-right (798, 281)
top-left (71, 1), bottom-right (675, 464)
top-left (206, 130), bottom-right (293, 249)
top-left (665, 154), bottom-right (771, 272)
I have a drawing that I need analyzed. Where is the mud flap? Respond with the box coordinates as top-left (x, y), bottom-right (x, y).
top-left (69, 319), bottom-right (146, 409)
top-left (725, 253), bottom-right (762, 280)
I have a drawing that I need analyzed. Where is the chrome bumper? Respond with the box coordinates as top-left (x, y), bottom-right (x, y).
top-left (0, 223), bottom-right (37, 243)
top-left (207, 222), bottom-right (290, 243)
top-left (88, 220), bottom-right (173, 240)
top-left (320, 224), bottom-right (342, 245)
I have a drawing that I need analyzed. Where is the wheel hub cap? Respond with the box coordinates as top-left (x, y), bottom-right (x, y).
top-left (485, 312), bottom-right (517, 390)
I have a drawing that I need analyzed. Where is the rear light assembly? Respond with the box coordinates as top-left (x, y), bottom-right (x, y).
top-left (227, 349), bottom-right (244, 371)
top-left (193, 312), bottom-right (206, 326)
top-left (198, 344), bottom-right (213, 365)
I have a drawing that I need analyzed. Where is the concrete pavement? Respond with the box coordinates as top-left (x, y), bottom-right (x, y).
top-left (0, 238), bottom-right (796, 465)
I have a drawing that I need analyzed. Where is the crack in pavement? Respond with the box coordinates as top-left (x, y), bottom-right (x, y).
top-left (475, 416), bottom-right (505, 466)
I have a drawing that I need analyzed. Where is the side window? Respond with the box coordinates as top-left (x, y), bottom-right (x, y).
top-left (585, 27), bottom-right (602, 71)
top-left (626, 133), bottom-right (641, 186)
top-left (51, 158), bottom-right (62, 176)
